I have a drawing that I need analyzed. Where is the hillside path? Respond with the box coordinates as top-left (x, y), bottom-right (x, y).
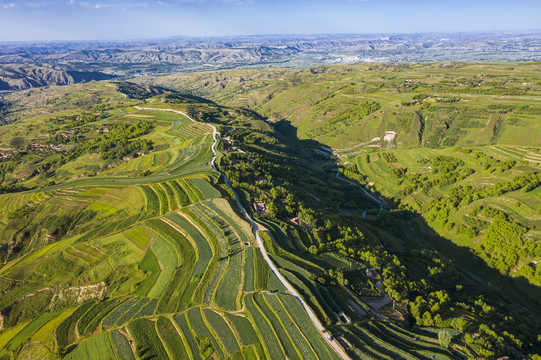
top-left (134, 105), bottom-right (350, 360)
top-left (335, 169), bottom-right (384, 210)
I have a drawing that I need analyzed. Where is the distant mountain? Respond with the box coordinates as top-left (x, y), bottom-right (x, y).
top-left (0, 66), bottom-right (116, 91)
top-left (0, 31), bottom-right (539, 77)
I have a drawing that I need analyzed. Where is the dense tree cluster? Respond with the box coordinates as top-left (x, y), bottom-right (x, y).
top-left (472, 151), bottom-right (516, 172)
top-left (425, 171), bottom-right (540, 224)
top-left (59, 121), bottom-right (154, 164)
top-left (340, 164), bottom-right (367, 184)
top-left (475, 214), bottom-right (538, 275)
top-left (213, 111), bottom-right (541, 358)
top-left (401, 156), bottom-right (475, 196)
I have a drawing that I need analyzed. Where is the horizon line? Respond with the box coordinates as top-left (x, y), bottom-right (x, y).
top-left (1, 29), bottom-right (540, 45)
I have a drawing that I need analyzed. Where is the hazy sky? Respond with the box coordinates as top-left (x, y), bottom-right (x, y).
top-left (0, 0), bottom-right (540, 41)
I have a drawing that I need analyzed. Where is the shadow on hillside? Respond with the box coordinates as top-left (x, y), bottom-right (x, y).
top-left (404, 212), bottom-right (541, 313)
top-left (185, 94), bottom-right (541, 318)
top-left (268, 119), bottom-right (541, 314)
top-left (264, 120), bottom-right (381, 211)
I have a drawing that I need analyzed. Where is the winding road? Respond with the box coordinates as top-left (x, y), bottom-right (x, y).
top-left (335, 170), bottom-right (385, 210)
top-left (134, 106), bottom-right (351, 359)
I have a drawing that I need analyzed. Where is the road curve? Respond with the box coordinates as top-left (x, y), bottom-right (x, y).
top-left (134, 106), bottom-right (350, 360)
top-left (336, 170), bottom-right (384, 210)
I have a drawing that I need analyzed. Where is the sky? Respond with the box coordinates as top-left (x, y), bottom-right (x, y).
top-left (0, 0), bottom-right (540, 42)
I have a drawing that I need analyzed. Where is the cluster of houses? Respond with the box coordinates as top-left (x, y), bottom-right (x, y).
top-left (59, 130), bottom-right (75, 138)
top-left (0, 140), bottom-right (65, 159)
top-left (222, 136), bottom-right (240, 152)
top-left (30, 143), bottom-right (63, 151)
top-left (252, 201), bottom-right (267, 215)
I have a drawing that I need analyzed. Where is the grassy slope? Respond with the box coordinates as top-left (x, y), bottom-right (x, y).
top-left (134, 62), bottom-right (541, 148)
top-left (1, 63), bottom-right (539, 359)
top-left (0, 85), bottom-right (347, 360)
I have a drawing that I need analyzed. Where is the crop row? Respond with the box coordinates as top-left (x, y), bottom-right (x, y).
top-left (56, 301), bottom-right (97, 348)
top-left (195, 202), bottom-right (247, 310)
top-left (173, 313), bottom-right (203, 360)
top-left (187, 307), bottom-right (225, 358)
top-left (349, 323), bottom-right (422, 360)
top-left (145, 219), bottom-right (196, 313)
top-left (279, 295), bottom-right (340, 359)
top-left (102, 298), bottom-right (141, 329)
top-left (77, 298), bottom-right (116, 335)
top-left (202, 309), bottom-right (241, 356)
top-left (147, 237), bottom-right (178, 299)
top-left (156, 317), bottom-right (190, 359)
top-left (189, 203), bottom-right (238, 307)
top-left (133, 250), bottom-right (161, 297)
top-left (271, 255), bottom-right (334, 324)
top-left (110, 330), bottom-right (136, 360)
top-left (180, 178), bottom-right (205, 203)
top-left (166, 213), bottom-right (213, 276)
top-left (128, 318), bottom-right (169, 359)
top-left (168, 146), bottom-right (198, 172)
top-left (244, 292), bottom-right (286, 359)
top-left (168, 179), bottom-right (191, 207)
top-left (179, 207), bottom-right (222, 305)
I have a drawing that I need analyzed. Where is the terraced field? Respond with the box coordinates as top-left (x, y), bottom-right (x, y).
top-left (0, 99), bottom-right (469, 360)
top-left (0, 106), bottom-right (350, 359)
top-left (345, 145), bottom-right (540, 253)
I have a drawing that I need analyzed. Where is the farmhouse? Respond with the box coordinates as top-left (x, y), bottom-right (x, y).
top-left (224, 144), bottom-right (240, 152)
top-left (366, 268), bottom-right (381, 280)
top-left (254, 175), bottom-right (266, 185)
top-left (252, 201), bottom-right (267, 215)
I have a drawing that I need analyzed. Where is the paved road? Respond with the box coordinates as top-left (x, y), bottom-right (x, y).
top-left (135, 106), bottom-right (350, 360)
top-left (335, 170), bottom-right (384, 210)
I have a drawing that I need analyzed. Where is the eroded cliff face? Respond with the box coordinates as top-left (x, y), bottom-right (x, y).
top-left (0, 66), bottom-right (115, 90)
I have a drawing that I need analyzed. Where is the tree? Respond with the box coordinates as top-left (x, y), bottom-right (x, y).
top-left (438, 329), bottom-right (452, 349)
top-left (308, 245), bottom-right (319, 255)
top-left (266, 202), bottom-right (278, 219)
top-left (453, 317), bottom-right (468, 332)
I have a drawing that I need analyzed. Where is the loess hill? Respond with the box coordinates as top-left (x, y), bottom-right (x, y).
top-left (0, 62), bottom-right (539, 360)
top-left (135, 61), bottom-right (541, 287)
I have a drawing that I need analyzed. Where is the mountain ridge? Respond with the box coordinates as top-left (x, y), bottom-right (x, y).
top-left (0, 66), bottom-right (116, 91)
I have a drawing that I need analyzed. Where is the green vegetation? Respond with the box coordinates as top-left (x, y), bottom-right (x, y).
top-left (134, 251), bottom-right (161, 296)
top-left (110, 330), bottom-right (136, 360)
top-left (127, 318), bottom-right (169, 359)
top-left (64, 332), bottom-right (116, 360)
top-left (203, 309), bottom-right (241, 355)
top-left (156, 316), bottom-right (190, 359)
top-left (0, 62), bottom-right (539, 360)
top-left (56, 301), bottom-right (97, 349)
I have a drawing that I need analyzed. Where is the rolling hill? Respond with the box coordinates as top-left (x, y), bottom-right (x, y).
top-left (0, 66), bottom-right (116, 91)
top-left (0, 63), bottom-right (539, 360)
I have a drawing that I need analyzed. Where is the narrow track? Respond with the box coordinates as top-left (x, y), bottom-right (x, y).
top-left (134, 106), bottom-right (351, 359)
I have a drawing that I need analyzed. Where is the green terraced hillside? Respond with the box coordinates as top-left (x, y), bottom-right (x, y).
top-left (0, 66), bottom-right (539, 360)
